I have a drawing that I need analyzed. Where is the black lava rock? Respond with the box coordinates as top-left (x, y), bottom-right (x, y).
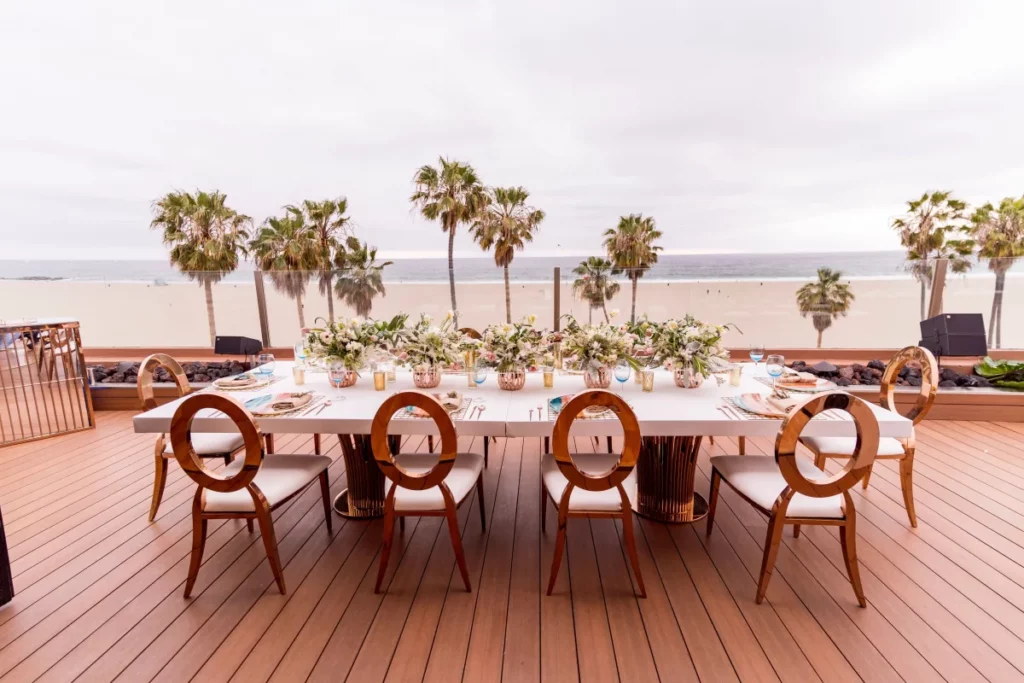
top-left (907, 375), bottom-right (922, 387)
top-left (867, 359), bottom-right (886, 371)
top-left (835, 377), bottom-right (852, 386)
top-left (810, 361), bottom-right (837, 375)
top-left (939, 379), bottom-right (957, 388)
top-left (940, 368), bottom-right (962, 383)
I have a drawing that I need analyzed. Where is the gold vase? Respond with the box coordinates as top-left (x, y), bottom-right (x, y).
top-left (497, 368), bottom-right (526, 391)
top-left (673, 367), bottom-right (704, 389)
top-left (413, 366), bottom-right (442, 389)
top-left (584, 365), bottom-right (612, 389)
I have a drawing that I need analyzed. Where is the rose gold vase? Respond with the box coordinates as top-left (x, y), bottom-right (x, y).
top-left (329, 369), bottom-right (358, 388)
top-left (584, 365), bottom-right (612, 389)
top-left (413, 366), bottom-right (442, 389)
top-left (673, 367), bottom-right (704, 389)
top-left (497, 368), bottom-right (526, 391)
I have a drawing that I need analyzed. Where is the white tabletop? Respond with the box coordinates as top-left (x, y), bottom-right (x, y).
top-left (132, 361), bottom-right (913, 440)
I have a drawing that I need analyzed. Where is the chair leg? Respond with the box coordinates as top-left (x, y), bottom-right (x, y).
top-left (444, 496), bottom-right (472, 592)
top-left (544, 436), bottom-right (550, 453)
top-left (264, 434), bottom-right (275, 454)
top-left (247, 519), bottom-right (255, 533)
top-left (840, 497), bottom-right (867, 607)
top-left (606, 436), bottom-right (613, 453)
top-left (400, 517), bottom-right (406, 532)
top-left (428, 435), bottom-right (434, 453)
top-left (483, 437), bottom-right (489, 468)
top-left (319, 470), bottom-right (333, 532)
top-left (814, 452), bottom-right (826, 470)
top-left (900, 454), bottom-right (917, 528)
top-left (620, 506), bottom-right (647, 598)
top-left (255, 504), bottom-right (286, 594)
top-left (375, 503), bottom-right (396, 593)
top-left (223, 455), bottom-right (231, 466)
top-left (793, 525), bottom-right (801, 538)
top-left (149, 451), bottom-right (169, 523)
top-left (706, 469), bottom-right (721, 537)
top-left (314, 433), bottom-right (322, 455)
top-left (739, 437), bottom-right (746, 456)
top-left (184, 492), bottom-right (207, 599)
top-left (862, 464), bottom-right (872, 490)
top-left (476, 476), bottom-right (487, 531)
top-left (755, 511), bottom-right (787, 604)
top-left (546, 497), bottom-right (570, 595)
top-left (541, 483), bottom-right (547, 533)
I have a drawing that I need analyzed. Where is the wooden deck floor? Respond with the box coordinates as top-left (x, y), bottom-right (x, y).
top-left (1, 413), bottom-right (1024, 682)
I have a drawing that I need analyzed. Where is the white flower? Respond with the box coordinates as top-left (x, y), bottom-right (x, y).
top-left (526, 314), bottom-right (536, 325)
top-left (609, 309), bottom-right (619, 319)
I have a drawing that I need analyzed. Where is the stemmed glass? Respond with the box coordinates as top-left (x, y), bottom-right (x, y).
top-left (256, 353), bottom-right (276, 376)
top-left (766, 354), bottom-right (785, 391)
top-left (472, 363), bottom-right (488, 389)
top-left (749, 345), bottom-right (765, 370)
top-left (613, 359), bottom-right (631, 393)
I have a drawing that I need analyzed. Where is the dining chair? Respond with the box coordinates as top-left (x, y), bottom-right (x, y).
top-left (708, 392), bottom-right (879, 606)
top-left (458, 327), bottom-right (482, 340)
top-left (541, 390), bottom-right (646, 598)
top-left (138, 353), bottom-right (245, 522)
top-left (370, 391), bottom-right (486, 594)
top-left (169, 392), bottom-right (333, 597)
top-left (799, 346), bottom-right (937, 527)
top-left (37, 328), bottom-right (77, 380)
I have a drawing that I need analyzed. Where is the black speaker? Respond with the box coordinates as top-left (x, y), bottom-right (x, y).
top-left (918, 314), bottom-right (987, 357)
top-left (214, 336), bottom-right (263, 356)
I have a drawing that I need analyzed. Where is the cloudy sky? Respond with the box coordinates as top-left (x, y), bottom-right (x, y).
top-left (1, 0), bottom-right (1023, 260)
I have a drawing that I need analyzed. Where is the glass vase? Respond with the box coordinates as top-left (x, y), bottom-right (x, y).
top-left (584, 365), bottom-right (612, 389)
top-left (673, 367), bottom-right (704, 389)
top-left (497, 367), bottom-right (526, 391)
top-left (413, 365), bottom-right (442, 389)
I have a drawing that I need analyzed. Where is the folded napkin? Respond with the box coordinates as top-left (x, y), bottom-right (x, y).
top-left (216, 374), bottom-right (255, 387)
top-left (766, 395), bottom-right (801, 415)
top-left (252, 392), bottom-right (312, 415)
top-left (778, 371), bottom-right (817, 386)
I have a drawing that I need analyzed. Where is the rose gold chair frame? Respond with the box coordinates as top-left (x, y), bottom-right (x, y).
top-left (138, 353), bottom-right (243, 522)
top-left (800, 346), bottom-right (937, 527)
top-left (370, 391), bottom-right (486, 594)
top-left (708, 392), bottom-right (879, 606)
top-left (170, 393), bottom-right (332, 597)
top-left (542, 390), bottom-right (646, 598)
top-left (458, 327), bottom-right (482, 340)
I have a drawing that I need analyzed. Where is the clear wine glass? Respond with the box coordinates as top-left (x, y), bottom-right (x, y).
top-left (614, 359), bottom-right (631, 393)
top-left (766, 354), bottom-right (785, 391)
top-left (749, 345), bottom-right (765, 369)
top-left (256, 353), bottom-right (276, 376)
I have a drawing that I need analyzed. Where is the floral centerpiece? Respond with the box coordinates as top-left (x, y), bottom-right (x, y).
top-left (653, 315), bottom-right (732, 388)
top-left (365, 314), bottom-right (409, 363)
top-left (305, 317), bottom-right (374, 387)
top-left (480, 315), bottom-right (544, 390)
top-left (394, 312), bottom-right (462, 388)
top-left (560, 318), bottom-right (638, 388)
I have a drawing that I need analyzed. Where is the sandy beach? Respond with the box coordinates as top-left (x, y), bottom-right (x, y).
top-left (0, 275), bottom-right (1019, 350)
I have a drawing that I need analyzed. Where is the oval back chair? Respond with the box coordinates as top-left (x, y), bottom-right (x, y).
top-left (541, 390), bottom-right (646, 597)
top-left (370, 391), bottom-right (486, 594)
top-left (709, 392), bottom-right (879, 606)
top-left (170, 393), bottom-right (332, 597)
top-left (458, 327), bottom-right (482, 340)
top-left (800, 346), bottom-right (936, 526)
top-left (138, 353), bottom-right (244, 522)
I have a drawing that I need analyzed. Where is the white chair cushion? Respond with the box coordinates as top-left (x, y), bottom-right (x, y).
top-left (801, 436), bottom-right (906, 458)
top-left (164, 432), bottom-right (245, 457)
top-left (710, 455), bottom-right (845, 519)
top-left (384, 452), bottom-right (484, 512)
top-left (203, 454), bottom-right (332, 513)
top-left (541, 453), bottom-right (635, 513)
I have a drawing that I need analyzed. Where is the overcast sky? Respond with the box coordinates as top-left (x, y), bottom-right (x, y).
top-left (1, 0), bottom-right (1023, 260)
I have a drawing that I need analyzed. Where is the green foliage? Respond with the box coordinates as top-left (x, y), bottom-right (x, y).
top-left (974, 357), bottom-right (1024, 390)
top-left (603, 214), bottom-right (663, 322)
top-left (334, 236), bottom-right (393, 317)
top-left (249, 212), bottom-right (316, 300)
top-left (891, 190), bottom-right (974, 281)
top-left (471, 186), bottom-right (545, 267)
top-left (150, 190), bottom-right (251, 284)
top-left (795, 268), bottom-right (855, 347)
top-left (572, 257), bottom-right (620, 322)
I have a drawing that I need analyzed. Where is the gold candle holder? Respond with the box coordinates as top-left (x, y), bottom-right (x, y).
top-left (464, 350), bottom-right (478, 388)
top-left (543, 368), bottom-right (554, 388)
top-left (641, 369), bottom-right (655, 392)
top-left (553, 342), bottom-right (563, 370)
top-left (292, 364), bottom-right (306, 386)
top-left (373, 370), bottom-right (386, 391)
top-left (386, 364), bottom-right (396, 382)
top-left (729, 364), bottom-right (742, 387)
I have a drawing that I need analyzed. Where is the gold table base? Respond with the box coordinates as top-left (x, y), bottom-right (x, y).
top-left (634, 436), bottom-right (709, 523)
top-left (331, 433), bottom-right (399, 519)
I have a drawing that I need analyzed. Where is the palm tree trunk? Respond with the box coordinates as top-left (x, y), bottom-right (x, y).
top-left (203, 280), bottom-right (216, 347)
top-left (919, 279), bottom-right (926, 320)
top-left (503, 264), bottom-right (511, 323)
top-left (988, 276), bottom-right (999, 347)
top-left (296, 290), bottom-right (306, 329)
top-left (601, 300), bottom-right (609, 323)
top-left (447, 227), bottom-right (458, 327)
top-left (816, 329), bottom-right (823, 349)
top-left (325, 272), bottom-right (335, 323)
top-left (994, 270), bottom-right (1006, 349)
top-left (630, 274), bottom-right (638, 323)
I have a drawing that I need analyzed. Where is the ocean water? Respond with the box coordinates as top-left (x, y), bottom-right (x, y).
top-left (0, 252), bottom-right (1017, 284)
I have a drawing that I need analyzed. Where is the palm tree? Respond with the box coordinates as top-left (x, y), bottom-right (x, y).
top-left (891, 191), bottom-right (974, 319)
top-left (603, 214), bottom-right (663, 323)
top-left (796, 268), bottom-right (856, 349)
top-left (249, 213), bottom-right (316, 328)
top-left (572, 257), bottom-right (621, 323)
top-left (970, 196), bottom-right (1024, 348)
top-left (410, 157), bottom-right (488, 327)
top-left (150, 190), bottom-right (251, 346)
top-left (470, 186), bottom-right (545, 323)
top-left (335, 236), bottom-right (394, 317)
top-left (287, 198), bottom-right (351, 323)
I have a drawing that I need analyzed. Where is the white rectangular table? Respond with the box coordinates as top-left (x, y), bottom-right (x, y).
top-left (134, 362), bottom-right (912, 522)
